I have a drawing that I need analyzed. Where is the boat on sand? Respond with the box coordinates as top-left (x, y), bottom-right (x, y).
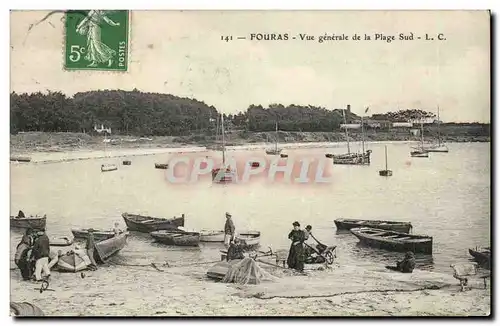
top-left (93, 232), bottom-right (128, 263)
top-left (10, 215), bottom-right (47, 230)
top-left (468, 247), bottom-right (490, 269)
top-left (71, 228), bottom-right (116, 242)
top-left (150, 230), bottom-right (200, 246)
top-left (350, 227), bottom-right (432, 254)
top-left (122, 213), bottom-right (185, 233)
top-left (334, 218), bottom-right (412, 233)
top-left (199, 230), bottom-right (260, 247)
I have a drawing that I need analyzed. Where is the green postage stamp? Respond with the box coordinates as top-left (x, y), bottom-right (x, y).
top-left (64, 10), bottom-right (129, 71)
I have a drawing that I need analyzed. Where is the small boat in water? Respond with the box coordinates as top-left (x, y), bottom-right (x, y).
top-left (155, 163), bottom-right (169, 169)
top-left (199, 230), bottom-right (260, 247)
top-left (410, 150), bottom-right (429, 158)
top-left (122, 213), bottom-right (185, 233)
top-left (101, 164), bottom-right (118, 172)
top-left (379, 145), bottom-right (393, 177)
top-left (334, 218), bottom-right (412, 233)
top-left (10, 156), bottom-right (32, 163)
top-left (350, 227), bottom-right (432, 254)
top-left (469, 246), bottom-right (490, 269)
top-left (123, 160), bottom-right (131, 165)
top-left (10, 215), bottom-right (47, 230)
top-left (94, 232), bottom-right (128, 263)
top-left (71, 228), bottom-right (116, 242)
top-left (150, 230), bottom-right (200, 246)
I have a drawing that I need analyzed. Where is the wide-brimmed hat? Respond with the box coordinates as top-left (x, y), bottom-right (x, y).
top-left (225, 212), bottom-right (232, 217)
top-left (292, 221), bottom-right (300, 227)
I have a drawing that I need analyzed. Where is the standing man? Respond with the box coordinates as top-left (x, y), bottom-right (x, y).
top-left (224, 212), bottom-right (236, 249)
top-left (32, 230), bottom-right (51, 281)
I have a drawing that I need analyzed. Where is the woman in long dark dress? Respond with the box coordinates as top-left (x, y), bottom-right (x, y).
top-left (14, 229), bottom-right (34, 280)
top-left (287, 221), bottom-right (306, 272)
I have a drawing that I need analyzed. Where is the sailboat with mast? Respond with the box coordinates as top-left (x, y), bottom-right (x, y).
top-left (265, 121), bottom-right (282, 155)
top-left (379, 145), bottom-right (393, 176)
top-left (410, 119), bottom-right (429, 158)
top-left (98, 124), bottom-right (117, 172)
top-left (422, 106), bottom-right (449, 153)
top-left (331, 106), bottom-right (371, 165)
top-left (211, 114), bottom-right (236, 183)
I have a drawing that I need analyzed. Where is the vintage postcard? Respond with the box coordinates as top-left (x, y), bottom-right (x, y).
top-left (10, 10), bottom-right (490, 317)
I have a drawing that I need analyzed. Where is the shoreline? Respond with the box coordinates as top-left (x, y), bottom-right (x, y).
top-left (9, 132), bottom-right (490, 164)
top-left (9, 260), bottom-right (490, 316)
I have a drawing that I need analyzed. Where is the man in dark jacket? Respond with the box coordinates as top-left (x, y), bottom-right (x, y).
top-left (226, 238), bottom-right (245, 261)
top-left (31, 230), bottom-right (50, 281)
top-left (224, 212), bottom-right (236, 248)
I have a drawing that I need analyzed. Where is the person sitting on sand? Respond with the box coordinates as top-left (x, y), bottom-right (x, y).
top-left (386, 251), bottom-right (416, 273)
top-left (227, 238), bottom-right (245, 261)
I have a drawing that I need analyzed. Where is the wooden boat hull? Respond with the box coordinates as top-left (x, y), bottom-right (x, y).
top-left (266, 149), bottom-right (282, 155)
top-left (10, 156), bottom-right (31, 162)
top-left (101, 165), bottom-right (118, 172)
top-left (350, 227), bottom-right (432, 254)
top-left (71, 229), bottom-right (116, 242)
top-left (123, 160), bottom-right (131, 165)
top-left (10, 216), bottom-right (46, 230)
top-left (379, 170), bottom-right (393, 177)
top-left (334, 219), bottom-right (412, 233)
top-left (333, 150), bottom-right (371, 165)
top-left (469, 248), bottom-right (490, 269)
top-left (155, 163), bottom-right (169, 169)
top-left (410, 150), bottom-right (429, 158)
top-left (10, 302), bottom-right (44, 316)
top-left (57, 251), bottom-right (90, 272)
top-left (200, 230), bottom-right (225, 242)
top-left (325, 153), bottom-right (334, 158)
top-left (239, 231), bottom-right (261, 247)
top-left (49, 237), bottom-right (74, 247)
top-left (94, 232), bottom-right (128, 263)
top-left (150, 230), bottom-right (200, 246)
top-left (122, 213), bottom-right (185, 233)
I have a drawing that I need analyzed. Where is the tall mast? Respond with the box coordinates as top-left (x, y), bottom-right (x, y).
top-left (420, 119), bottom-right (424, 148)
top-left (221, 114), bottom-right (226, 165)
top-left (343, 109), bottom-right (351, 154)
top-left (361, 114), bottom-right (365, 154)
top-left (437, 105), bottom-right (441, 146)
top-left (275, 121), bottom-right (278, 151)
top-left (385, 145), bottom-right (388, 171)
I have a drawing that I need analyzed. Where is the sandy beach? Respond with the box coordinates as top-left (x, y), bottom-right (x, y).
top-left (9, 259), bottom-right (490, 317)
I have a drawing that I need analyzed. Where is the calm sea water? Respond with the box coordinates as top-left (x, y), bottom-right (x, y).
top-left (10, 142), bottom-right (490, 273)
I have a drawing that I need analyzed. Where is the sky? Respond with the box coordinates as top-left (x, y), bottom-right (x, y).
top-left (10, 10), bottom-right (490, 122)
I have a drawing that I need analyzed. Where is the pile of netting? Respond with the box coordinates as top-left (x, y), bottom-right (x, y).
top-left (222, 258), bottom-right (278, 285)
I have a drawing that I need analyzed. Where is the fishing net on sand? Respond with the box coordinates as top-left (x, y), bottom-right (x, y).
top-left (222, 258), bottom-right (277, 285)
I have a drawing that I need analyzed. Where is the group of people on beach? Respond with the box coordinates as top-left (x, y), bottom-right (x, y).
top-left (13, 221), bottom-right (124, 282)
top-left (286, 221), bottom-right (327, 273)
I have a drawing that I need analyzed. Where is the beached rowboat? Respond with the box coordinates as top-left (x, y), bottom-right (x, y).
top-left (350, 227), bottom-right (432, 254)
top-left (468, 247), bottom-right (490, 269)
top-left (10, 216), bottom-right (46, 230)
top-left (93, 232), bottom-right (128, 263)
top-left (71, 228), bottom-right (116, 242)
top-left (57, 251), bottom-right (91, 272)
top-left (334, 218), bottom-right (412, 233)
top-left (10, 156), bottom-right (31, 162)
top-left (122, 213), bottom-right (185, 233)
top-left (199, 230), bottom-right (261, 247)
top-left (150, 230), bottom-right (200, 246)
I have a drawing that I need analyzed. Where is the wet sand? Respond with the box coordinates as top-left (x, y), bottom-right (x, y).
top-left (10, 261), bottom-right (490, 316)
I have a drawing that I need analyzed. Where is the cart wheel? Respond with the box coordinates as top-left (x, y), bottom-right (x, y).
top-left (325, 251), bottom-right (334, 264)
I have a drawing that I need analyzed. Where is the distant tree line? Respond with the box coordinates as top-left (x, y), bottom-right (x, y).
top-left (10, 90), bottom-right (461, 136)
